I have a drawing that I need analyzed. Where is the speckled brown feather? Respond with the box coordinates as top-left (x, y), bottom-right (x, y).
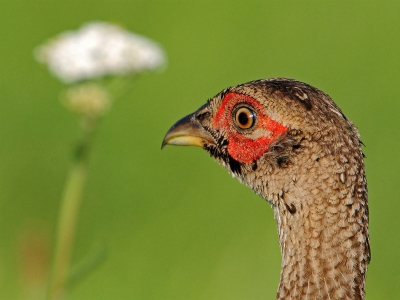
top-left (194, 78), bottom-right (370, 300)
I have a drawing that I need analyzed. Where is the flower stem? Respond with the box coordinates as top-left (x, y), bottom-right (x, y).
top-left (47, 118), bottom-right (96, 300)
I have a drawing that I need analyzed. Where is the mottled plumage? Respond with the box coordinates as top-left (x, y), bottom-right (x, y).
top-left (162, 78), bottom-right (370, 300)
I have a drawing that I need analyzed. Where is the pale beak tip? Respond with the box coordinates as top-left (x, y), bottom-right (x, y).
top-left (161, 137), bottom-right (169, 150)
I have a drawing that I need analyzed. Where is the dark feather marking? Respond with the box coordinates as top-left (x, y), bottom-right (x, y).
top-left (276, 155), bottom-right (289, 168)
top-left (292, 144), bottom-right (301, 150)
top-left (219, 88), bottom-right (231, 100)
top-left (293, 87), bottom-right (312, 110)
top-left (298, 97), bottom-right (312, 110)
top-left (285, 203), bottom-right (297, 215)
top-left (228, 156), bottom-right (242, 175)
top-left (217, 136), bottom-right (225, 145)
top-left (276, 157), bottom-right (284, 168)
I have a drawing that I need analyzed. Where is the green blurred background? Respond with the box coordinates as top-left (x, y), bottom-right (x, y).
top-left (1, 1), bottom-right (399, 299)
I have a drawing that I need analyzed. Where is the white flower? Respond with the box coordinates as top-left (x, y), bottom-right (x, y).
top-left (35, 22), bottom-right (166, 83)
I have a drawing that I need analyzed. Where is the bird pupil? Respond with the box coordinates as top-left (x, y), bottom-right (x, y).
top-left (239, 112), bottom-right (249, 125)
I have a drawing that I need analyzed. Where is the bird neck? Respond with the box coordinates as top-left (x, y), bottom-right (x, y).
top-left (272, 189), bottom-right (368, 300)
top-left (235, 127), bottom-right (370, 299)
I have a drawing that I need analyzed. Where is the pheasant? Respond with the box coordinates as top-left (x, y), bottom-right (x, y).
top-left (162, 78), bottom-right (370, 300)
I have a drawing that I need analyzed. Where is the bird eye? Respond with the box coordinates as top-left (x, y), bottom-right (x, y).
top-left (234, 107), bottom-right (256, 129)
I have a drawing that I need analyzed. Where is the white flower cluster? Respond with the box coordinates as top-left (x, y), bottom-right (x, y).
top-left (35, 22), bottom-right (166, 83)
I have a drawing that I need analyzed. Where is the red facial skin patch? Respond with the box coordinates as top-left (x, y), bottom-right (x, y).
top-left (213, 92), bottom-right (287, 163)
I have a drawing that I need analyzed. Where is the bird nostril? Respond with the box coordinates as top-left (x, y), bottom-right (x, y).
top-left (196, 111), bottom-right (211, 123)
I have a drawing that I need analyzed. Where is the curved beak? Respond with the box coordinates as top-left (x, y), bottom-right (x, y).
top-left (161, 111), bottom-right (215, 149)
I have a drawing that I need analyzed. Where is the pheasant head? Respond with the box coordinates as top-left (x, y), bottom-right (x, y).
top-left (162, 78), bottom-right (370, 300)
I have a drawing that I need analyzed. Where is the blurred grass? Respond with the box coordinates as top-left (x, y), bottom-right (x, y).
top-left (0, 1), bottom-right (399, 299)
